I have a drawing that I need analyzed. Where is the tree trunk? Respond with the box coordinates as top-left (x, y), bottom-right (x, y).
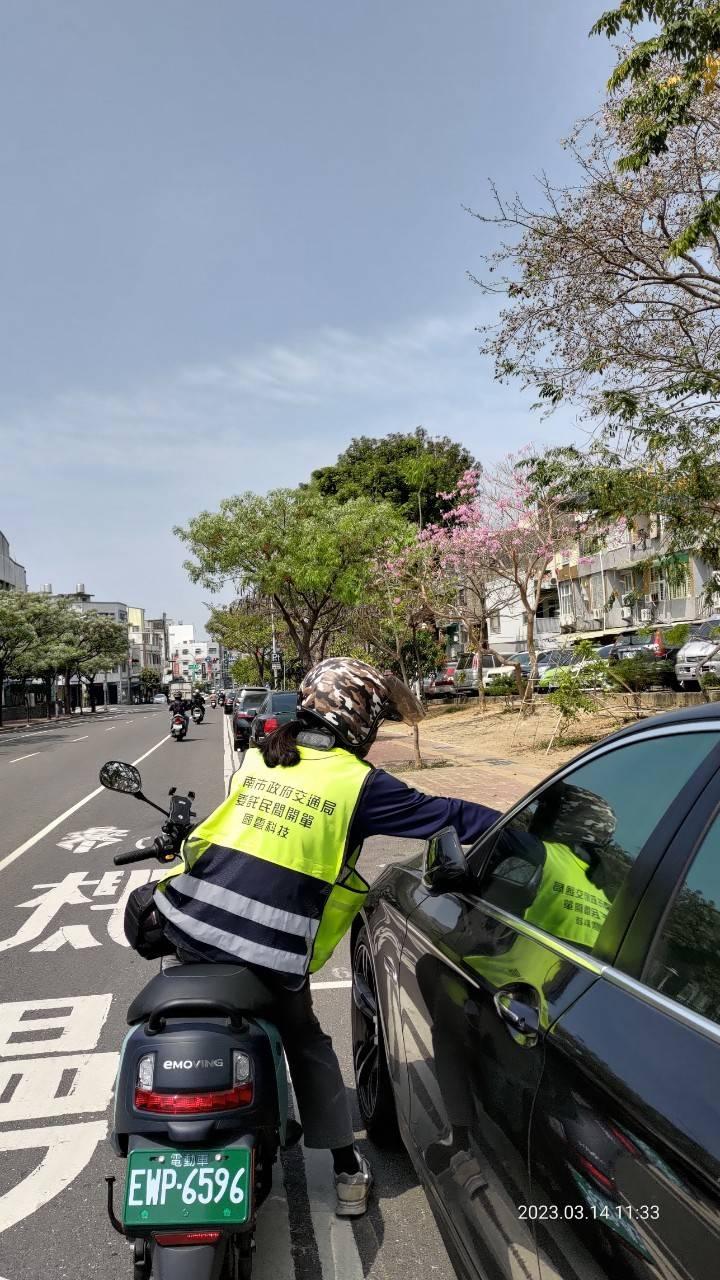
top-left (63, 667), bottom-right (72, 715)
top-left (0, 662), bottom-right (5, 727)
top-left (88, 675), bottom-right (97, 712)
top-left (44, 675), bottom-right (53, 719)
top-left (396, 644), bottom-right (423, 769)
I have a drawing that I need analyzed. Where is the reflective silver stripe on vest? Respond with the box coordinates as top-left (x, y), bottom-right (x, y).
top-left (169, 873), bottom-right (320, 940)
top-left (154, 891), bottom-right (309, 976)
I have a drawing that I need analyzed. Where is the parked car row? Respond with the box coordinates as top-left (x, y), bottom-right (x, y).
top-left (232, 687), bottom-right (299, 751)
top-left (424, 619), bottom-right (720, 698)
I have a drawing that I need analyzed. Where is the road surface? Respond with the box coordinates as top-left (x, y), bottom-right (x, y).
top-left (0, 706), bottom-right (455, 1280)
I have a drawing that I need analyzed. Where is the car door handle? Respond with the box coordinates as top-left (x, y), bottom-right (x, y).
top-left (493, 988), bottom-right (540, 1040)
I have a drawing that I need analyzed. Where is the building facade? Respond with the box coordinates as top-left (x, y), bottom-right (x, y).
top-left (443, 516), bottom-right (719, 660)
top-left (0, 531), bottom-right (27, 592)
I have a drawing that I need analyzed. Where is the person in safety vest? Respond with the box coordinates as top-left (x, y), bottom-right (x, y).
top-left (154, 657), bottom-right (501, 1217)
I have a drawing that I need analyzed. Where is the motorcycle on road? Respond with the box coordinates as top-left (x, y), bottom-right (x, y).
top-left (171, 713), bottom-right (188, 742)
top-left (191, 705), bottom-right (205, 725)
top-left (99, 760), bottom-right (293, 1280)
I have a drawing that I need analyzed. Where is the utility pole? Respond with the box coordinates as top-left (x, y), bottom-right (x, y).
top-left (270, 597), bottom-right (279, 690)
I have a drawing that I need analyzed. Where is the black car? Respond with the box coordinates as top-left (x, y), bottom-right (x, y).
top-left (248, 690), bottom-right (299, 745)
top-left (231, 687), bottom-right (270, 748)
top-left (607, 627), bottom-right (683, 688)
top-left (352, 704), bottom-right (720, 1280)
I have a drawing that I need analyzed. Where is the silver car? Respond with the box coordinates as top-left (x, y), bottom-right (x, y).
top-left (675, 618), bottom-right (720, 689)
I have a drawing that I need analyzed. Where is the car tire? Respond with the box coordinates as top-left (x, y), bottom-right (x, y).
top-left (351, 927), bottom-right (400, 1146)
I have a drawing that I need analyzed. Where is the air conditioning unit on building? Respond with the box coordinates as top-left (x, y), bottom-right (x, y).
top-left (592, 607), bottom-right (604, 621)
top-left (640, 607), bottom-right (653, 623)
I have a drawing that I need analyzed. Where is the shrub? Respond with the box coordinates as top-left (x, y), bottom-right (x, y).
top-left (701, 671), bottom-right (720, 690)
top-left (484, 675), bottom-right (516, 697)
top-left (609, 655), bottom-right (654, 693)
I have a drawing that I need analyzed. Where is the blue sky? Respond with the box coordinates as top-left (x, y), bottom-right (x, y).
top-left (2, 1), bottom-right (612, 632)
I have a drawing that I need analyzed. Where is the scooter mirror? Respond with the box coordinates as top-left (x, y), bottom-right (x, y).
top-left (99, 760), bottom-right (143, 795)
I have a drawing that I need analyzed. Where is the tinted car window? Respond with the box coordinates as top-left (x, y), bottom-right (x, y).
top-left (272, 693), bottom-right (299, 711)
top-left (238, 691), bottom-right (267, 711)
top-left (645, 817), bottom-right (720, 1026)
top-left (475, 733), bottom-right (720, 952)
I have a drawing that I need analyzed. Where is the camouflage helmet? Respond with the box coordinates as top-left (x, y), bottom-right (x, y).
top-left (532, 782), bottom-right (616, 858)
top-left (299, 657), bottom-right (425, 749)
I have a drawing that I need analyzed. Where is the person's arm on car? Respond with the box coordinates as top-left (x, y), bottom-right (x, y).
top-left (350, 768), bottom-right (500, 846)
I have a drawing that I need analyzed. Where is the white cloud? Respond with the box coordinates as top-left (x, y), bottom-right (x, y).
top-left (2, 308), bottom-right (578, 485)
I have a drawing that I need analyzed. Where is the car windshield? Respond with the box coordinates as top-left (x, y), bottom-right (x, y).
top-left (696, 620), bottom-right (720, 641)
top-left (509, 652), bottom-right (529, 664)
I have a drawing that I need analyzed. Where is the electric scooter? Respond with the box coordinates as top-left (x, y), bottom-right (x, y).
top-left (99, 760), bottom-right (292, 1280)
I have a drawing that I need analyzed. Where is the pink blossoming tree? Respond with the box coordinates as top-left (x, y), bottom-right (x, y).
top-left (423, 455), bottom-right (582, 691)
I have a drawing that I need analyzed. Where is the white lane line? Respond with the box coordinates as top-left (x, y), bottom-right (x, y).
top-left (71, 736), bottom-right (89, 742)
top-left (310, 980), bottom-right (352, 990)
top-left (0, 733), bottom-right (171, 874)
top-left (105, 728), bottom-right (114, 732)
top-left (9, 753), bottom-right (39, 764)
top-left (224, 710), bottom-right (241, 797)
top-left (298, 1098), bottom-right (365, 1280)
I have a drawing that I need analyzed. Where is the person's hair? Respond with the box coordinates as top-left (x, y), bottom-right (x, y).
top-left (259, 720), bottom-right (303, 769)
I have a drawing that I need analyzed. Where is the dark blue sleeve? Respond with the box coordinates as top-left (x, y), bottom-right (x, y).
top-left (350, 768), bottom-right (501, 846)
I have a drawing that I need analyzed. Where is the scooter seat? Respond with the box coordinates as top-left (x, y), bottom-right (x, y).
top-left (127, 963), bottom-right (276, 1025)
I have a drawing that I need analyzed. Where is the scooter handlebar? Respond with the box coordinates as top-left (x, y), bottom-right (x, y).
top-left (113, 849), bottom-right (157, 866)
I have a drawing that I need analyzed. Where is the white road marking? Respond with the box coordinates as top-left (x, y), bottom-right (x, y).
top-left (0, 1120), bottom-right (107, 1232)
top-left (104, 727), bottom-right (114, 731)
top-left (0, 733), bottom-right (171, 873)
top-left (9, 753), bottom-right (39, 764)
top-left (0, 993), bottom-right (112, 1058)
top-left (224, 707), bottom-right (241, 796)
top-left (0, 1051), bottom-right (118, 1122)
top-left (310, 980), bottom-right (352, 990)
top-left (71, 735), bottom-right (88, 742)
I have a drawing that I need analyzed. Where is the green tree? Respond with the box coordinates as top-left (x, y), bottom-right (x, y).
top-left (139, 667), bottom-right (161, 701)
top-left (592, 0), bottom-right (720, 253)
top-left (11, 597), bottom-right (76, 719)
top-left (230, 656), bottom-right (264, 688)
top-left (207, 597), bottom-right (280, 686)
top-left (176, 489), bottom-right (407, 671)
top-left (0, 593), bottom-right (67, 727)
top-left (51, 612), bottom-right (128, 714)
top-left (307, 428), bottom-right (477, 528)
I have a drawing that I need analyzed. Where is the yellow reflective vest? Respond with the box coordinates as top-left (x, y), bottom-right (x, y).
top-left (154, 745), bottom-right (372, 977)
top-left (523, 841), bottom-right (610, 948)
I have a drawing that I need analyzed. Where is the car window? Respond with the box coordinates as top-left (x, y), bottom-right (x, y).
top-left (240, 692), bottom-right (267, 710)
top-left (274, 693), bottom-right (299, 711)
top-left (473, 733), bottom-right (720, 953)
top-left (644, 816), bottom-right (720, 1027)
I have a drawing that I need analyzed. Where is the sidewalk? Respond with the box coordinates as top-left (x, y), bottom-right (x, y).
top-left (367, 705), bottom-right (579, 811)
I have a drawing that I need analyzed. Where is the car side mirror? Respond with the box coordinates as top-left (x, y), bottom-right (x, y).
top-left (422, 827), bottom-right (473, 893)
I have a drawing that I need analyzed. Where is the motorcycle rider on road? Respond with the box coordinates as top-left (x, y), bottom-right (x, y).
top-left (154, 658), bottom-right (500, 1216)
top-left (168, 695), bottom-right (189, 733)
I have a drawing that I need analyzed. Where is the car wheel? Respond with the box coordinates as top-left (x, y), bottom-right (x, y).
top-left (351, 927), bottom-right (400, 1145)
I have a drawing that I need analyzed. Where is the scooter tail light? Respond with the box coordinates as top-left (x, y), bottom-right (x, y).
top-left (134, 1082), bottom-right (254, 1113)
top-left (154, 1230), bottom-right (221, 1246)
top-left (136, 1053), bottom-right (155, 1092)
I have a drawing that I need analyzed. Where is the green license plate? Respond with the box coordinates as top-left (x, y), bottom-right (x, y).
top-left (123, 1149), bottom-right (252, 1228)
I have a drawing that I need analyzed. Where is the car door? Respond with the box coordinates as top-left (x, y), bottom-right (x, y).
top-left (399, 725), bottom-right (720, 1280)
top-left (530, 763), bottom-right (720, 1280)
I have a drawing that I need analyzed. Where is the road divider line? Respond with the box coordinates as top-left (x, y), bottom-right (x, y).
top-left (310, 980), bottom-right (352, 990)
top-left (9, 753), bottom-right (39, 764)
top-left (0, 734), bottom-right (171, 874)
top-left (71, 736), bottom-right (89, 742)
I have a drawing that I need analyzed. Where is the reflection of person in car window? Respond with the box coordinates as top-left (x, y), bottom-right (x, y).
top-left (493, 783), bottom-right (614, 949)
